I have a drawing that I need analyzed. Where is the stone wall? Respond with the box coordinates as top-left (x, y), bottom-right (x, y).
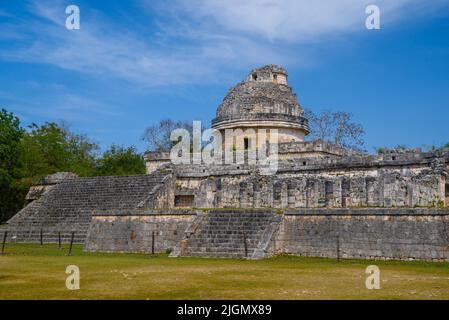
top-left (278, 140), bottom-right (358, 160)
top-left (85, 210), bottom-right (196, 253)
top-left (173, 150), bottom-right (448, 209)
top-left (274, 208), bottom-right (449, 261)
top-left (83, 208), bottom-right (449, 262)
top-left (444, 172), bottom-right (449, 207)
top-left (144, 152), bottom-right (171, 174)
top-left (138, 172), bottom-right (176, 209)
top-left (7, 170), bottom-right (173, 243)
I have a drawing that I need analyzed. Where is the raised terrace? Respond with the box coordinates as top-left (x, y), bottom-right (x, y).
top-left (4, 65), bottom-right (449, 261)
top-left (6, 169), bottom-right (174, 243)
top-left (82, 207), bottom-right (449, 261)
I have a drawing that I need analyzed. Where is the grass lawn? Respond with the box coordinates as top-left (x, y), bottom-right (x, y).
top-left (1, 243), bottom-right (449, 300)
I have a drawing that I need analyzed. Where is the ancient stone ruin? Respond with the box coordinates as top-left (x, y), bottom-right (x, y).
top-left (5, 65), bottom-right (449, 261)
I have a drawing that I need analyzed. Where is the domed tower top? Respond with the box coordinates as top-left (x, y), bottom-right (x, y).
top-left (246, 64), bottom-right (288, 85)
top-left (212, 65), bottom-right (309, 143)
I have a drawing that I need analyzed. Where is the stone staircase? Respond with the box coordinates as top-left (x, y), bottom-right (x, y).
top-left (5, 170), bottom-right (172, 244)
top-left (171, 209), bottom-right (281, 259)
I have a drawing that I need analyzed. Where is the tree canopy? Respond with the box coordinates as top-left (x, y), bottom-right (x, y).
top-left (0, 109), bottom-right (26, 223)
top-left (20, 122), bottom-right (98, 179)
top-left (0, 108), bottom-right (146, 223)
top-left (96, 145), bottom-right (145, 176)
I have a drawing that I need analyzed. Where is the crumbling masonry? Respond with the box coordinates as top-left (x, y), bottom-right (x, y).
top-left (4, 65), bottom-right (449, 261)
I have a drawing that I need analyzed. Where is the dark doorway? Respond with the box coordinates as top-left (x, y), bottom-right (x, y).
top-left (325, 181), bottom-right (333, 207)
top-left (341, 179), bottom-right (350, 208)
top-left (445, 183), bottom-right (449, 207)
top-left (174, 195), bottom-right (194, 208)
top-left (244, 138), bottom-right (249, 150)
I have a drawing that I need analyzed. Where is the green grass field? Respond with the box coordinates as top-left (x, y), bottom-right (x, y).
top-left (1, 243), bottom-right (449, 300)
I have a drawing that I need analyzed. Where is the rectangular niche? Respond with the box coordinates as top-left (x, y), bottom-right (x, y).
top-left (445, 183), bottom-right (449, 206)
top-left (174, 195), bottom-right (194, 208)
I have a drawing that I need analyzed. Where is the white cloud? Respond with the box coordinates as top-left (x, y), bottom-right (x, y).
top-left (1, 0), bottom-right (448, 87)
top-left (3, 1), bottom-right (294, 86)
top-left (173, 0), bottom-right (448, 41)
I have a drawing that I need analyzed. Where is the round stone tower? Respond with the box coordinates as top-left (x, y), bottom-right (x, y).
top-left (211, 65), bottom-right (309, 144)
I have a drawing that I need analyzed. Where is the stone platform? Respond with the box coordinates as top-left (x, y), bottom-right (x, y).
top-left (82, 207), bottom-right (449, 261)
top-left (5, 169), bottom-right (173, 244)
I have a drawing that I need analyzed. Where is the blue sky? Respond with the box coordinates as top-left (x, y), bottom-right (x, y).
top-left (1, 0), bottom-right (449, 153)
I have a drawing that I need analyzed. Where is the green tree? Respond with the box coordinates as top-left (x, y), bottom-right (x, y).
top-left (0, 108), bottom-right (26, 223)
top-left (20, 122), bottom-right (98, 179)
top-left (0, 110), bottom-right (150, 223)
top-left (96, 145), bottom-right (145, 176)
top-left (63, 123), bottom-right (99, 176)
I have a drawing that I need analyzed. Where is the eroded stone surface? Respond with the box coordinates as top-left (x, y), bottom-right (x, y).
top-left (6, 65), bottom-right (449, 261)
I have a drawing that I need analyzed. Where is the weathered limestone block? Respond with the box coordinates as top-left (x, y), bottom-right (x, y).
top-left (174, 156), bottom-right (446, 209)
top-left (277, 208), bottom-right (449, 261)
top-left (7, 170), bottom-right (173, 243)
top-left (85, 210), bottom-right (196, 253)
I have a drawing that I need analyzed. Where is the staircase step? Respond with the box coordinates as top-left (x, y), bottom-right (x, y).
top-left (177, 211), bottom-right (279, 259)
top-left (6, 170), bottom-right (171, 244)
